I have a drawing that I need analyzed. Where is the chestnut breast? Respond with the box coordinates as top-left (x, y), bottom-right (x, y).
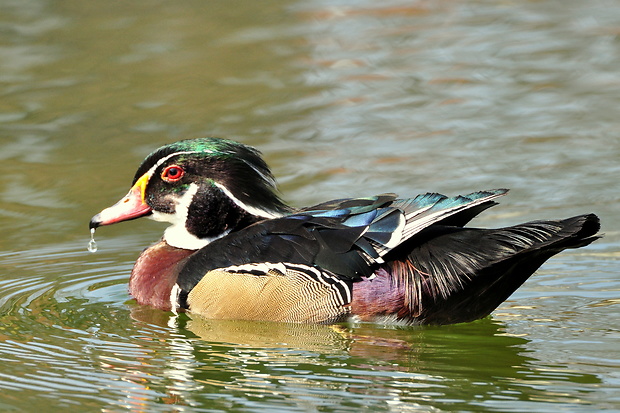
top-left (129, 241), bottom-right (195, 311)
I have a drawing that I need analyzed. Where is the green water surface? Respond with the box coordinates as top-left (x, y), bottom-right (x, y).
top-left (0, 0), bottom-right (618, 411)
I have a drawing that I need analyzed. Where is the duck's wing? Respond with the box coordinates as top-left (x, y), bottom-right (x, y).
top-left (179, 189), bottom-right (508, 283)
top-left (172, 189), bottom-right (508, 322)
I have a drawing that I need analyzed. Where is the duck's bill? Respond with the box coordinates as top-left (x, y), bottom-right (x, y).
top-left (89, 174), bottom-right (152, 229)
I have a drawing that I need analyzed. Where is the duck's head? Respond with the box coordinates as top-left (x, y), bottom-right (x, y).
top-left (89, 138), bottom-right (290, 250)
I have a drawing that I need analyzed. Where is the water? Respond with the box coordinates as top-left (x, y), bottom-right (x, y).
top-left (1, 0), bottom-right (619, 411)
top-left (88, 228), bottom-right (97, 253)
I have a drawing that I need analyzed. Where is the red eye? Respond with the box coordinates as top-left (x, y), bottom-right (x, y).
top-left (161, 165), bottom-right (185, 182)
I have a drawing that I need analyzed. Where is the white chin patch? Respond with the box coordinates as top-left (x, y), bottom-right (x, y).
top-left (150, 183), bottom-right (231, 250)
top-left (148, 183), bottom-right (203, 250)
top-left (163, 225), bottom-right (224, 250)
top-left (148, 180), bottom-right (282, 251)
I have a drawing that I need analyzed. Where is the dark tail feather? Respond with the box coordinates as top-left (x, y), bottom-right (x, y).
top-left (386, 213), bottom-right (601, 325)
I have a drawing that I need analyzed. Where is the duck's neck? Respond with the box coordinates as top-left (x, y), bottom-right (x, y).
top-left (129, 240), bottom-right (196, 311)
top-left (154, 192), bottom-right (287, 250)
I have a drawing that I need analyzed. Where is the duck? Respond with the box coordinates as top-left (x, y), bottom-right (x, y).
top-left (89, 137), bottom-right (601, 325)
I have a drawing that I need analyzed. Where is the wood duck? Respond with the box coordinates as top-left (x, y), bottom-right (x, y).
top-left (89, 138), bottom-right (600, 325)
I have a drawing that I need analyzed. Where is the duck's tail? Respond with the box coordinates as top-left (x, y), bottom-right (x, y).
top-left (352, 213), bottom-right (601, 324)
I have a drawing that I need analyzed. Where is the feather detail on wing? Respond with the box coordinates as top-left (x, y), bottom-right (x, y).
top-left (296, 188), bottom-right (508, 261)
top-left (176, 189), bottom-right (509, 297)
top-left (376, 213), bottom-right (601, 324)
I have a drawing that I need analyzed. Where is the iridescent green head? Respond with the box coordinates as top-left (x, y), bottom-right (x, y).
top-left (91, 137), bottom-right (290, 250)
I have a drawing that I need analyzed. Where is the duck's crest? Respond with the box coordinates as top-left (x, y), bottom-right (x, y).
top-left (132, 138), bottom-right (271, 184)
top-left (132, 137), bottom-right (291, 216)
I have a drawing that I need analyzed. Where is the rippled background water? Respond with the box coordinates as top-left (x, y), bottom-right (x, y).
top-left (0, 0), bottom-right (618, 411)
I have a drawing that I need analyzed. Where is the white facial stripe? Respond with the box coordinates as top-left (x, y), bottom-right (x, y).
top-left (148, 182), bottom-right (199, 224)
top-left (149, 183), bottom-right (203, 249)
top-left (240, 158), bottom-right (277, 188)
top-left (214, 182), bottom-right (283, 219)
top-left (140, 147), bottom-right (283, 250)
top-left (144, 150), bottom-right (208, 180)
top-left (150, 182), bottom-right (232, 250)
top-left (144, 149), bottom-right (280, 220)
